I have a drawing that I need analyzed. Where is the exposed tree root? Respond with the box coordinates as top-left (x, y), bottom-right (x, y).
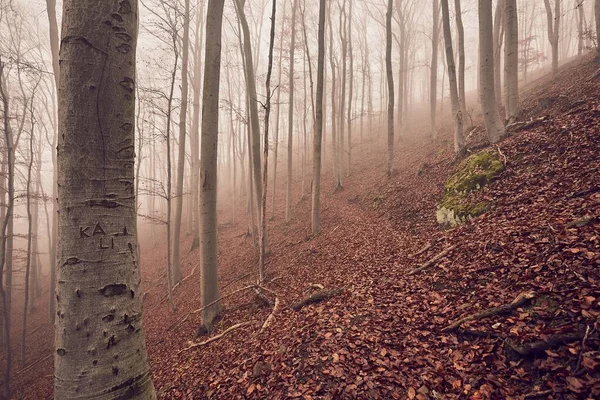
top-left (407, 245), bottom-right (457, 276)
top-left (180, 322), bottom-right (252, 353)
top-left (441, 291), bottom-right (536, 333)
top-left (291, 288), bottom-right (343, 311)
top-left (504, 331), bottom-right (584, 358)
top-left (261, 298), bottom-right (280, 332)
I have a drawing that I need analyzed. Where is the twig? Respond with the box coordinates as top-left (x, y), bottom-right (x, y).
top-left (407, 245), bottom-right (457, 276)
top-left (260, 298), bottom-right (280, 332)
top-left (191, 284), bottom-right (256, 315)
top-left (291, 288), bottom-right (343, 311)
top-left (505, 331), bottom-right (584, 357)
top-left (179, 322), bottom-right (252, 353)
top-left (442, 291), bottom-right (536, 333)
top-left (575, 325), bottom-right (591, 373)
top-left (524, 390), bottom-right (552, 399)
top-left (172, 266), bottom-right (197, 291)
top-left (496, 145), bottom-right (508, 165)
top-left (409, 237), bottom-right (444, 258)
top-left (15, 353), bottom-right (52, 377)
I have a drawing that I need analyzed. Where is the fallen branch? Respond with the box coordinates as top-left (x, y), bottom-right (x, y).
top-left (442, 291), bottom-right (536, 333)
top-left (179, 321), bottom-right (252, 353)
top-left (409, 239), bottom-right (438, 258)
top-left (260, 297), bottom-right (280, 332)
top-left (291, 288), bottom-right (343, 311)
top-left (173, 266), bottom-right (197, 291)
top-left (496, 145), bottom-right (507, 166)
top-left (524, 390), bottom-right (552, 399)
top-left (575, 325), bottom-right (592, 373)
top-left (504, 331), bottom-right (584, 358)
top-left (407, 245), bottom-right (457, 276)
top-left (15, 353), bottom-right (52, 377)
top-left (191, 285), bottom-right (256, 315)
top-left (309, 283), bottom-right (325, 290)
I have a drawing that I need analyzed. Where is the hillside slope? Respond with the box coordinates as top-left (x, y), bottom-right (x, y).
top-left (8, 55), bottom-right (600, 400)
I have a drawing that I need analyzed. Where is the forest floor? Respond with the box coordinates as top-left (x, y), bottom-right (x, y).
top-left (6, 53), bottom-right (600, 399)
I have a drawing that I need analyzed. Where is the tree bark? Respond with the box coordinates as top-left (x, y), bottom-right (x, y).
top-left (595, 0), bottom-right (600, 59)
top-left (544, 0), bottom-right (561, 75)
top-left (441, 0), bottom-right (465, 155)
top-left (200, 0), bottom-right (226, 330)
top-left (312, 0), bottom-right (326, 235)
top-left (430, 0), bottom-right (440, 138)
top-left (504, 0), bottom-right (519, 120)
top-left (386, 0), bottom-right (395, 176)
top-left (479, 0), bottom-right (506, 144)
top-left (55, 0), bottom-right (156, 397)
top-left (454, 0), bottom-right (467, 116)
top-left (286, 0), bottom-right (298, 223)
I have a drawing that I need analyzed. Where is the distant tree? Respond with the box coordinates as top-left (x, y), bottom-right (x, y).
top-left (544, 0), bottom-right (561, 75)
top-left (596, 0), bottom-right (600, 59)
top-left (55, 0), bottom-right (156, 397)
top-left (386, 0), bottom-right (395, 176)
top-left (430, 0), bottom-right (440, 138)
top-left (504, 0), bottom-right (519, 120)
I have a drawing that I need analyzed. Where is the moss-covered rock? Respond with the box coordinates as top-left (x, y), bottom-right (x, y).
top-left (436, 150), bottom-right (504, 227)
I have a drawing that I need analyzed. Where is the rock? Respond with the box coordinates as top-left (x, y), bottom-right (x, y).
top-left (436, 150), bottom-right (504, 227)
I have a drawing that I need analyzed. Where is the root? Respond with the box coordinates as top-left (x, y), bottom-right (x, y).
top-left (504, 330), bottom-right (584, 358)
top-left (407, 245), bottom-right (457, 276)
top-left (291, 288), bottom-right (342, 311)
top-left (260, 297), bottom-right (280, 332)
top-left (180, 322), bottom-right (252, 353)
top-left (442, 291), bottom-right (536, 333)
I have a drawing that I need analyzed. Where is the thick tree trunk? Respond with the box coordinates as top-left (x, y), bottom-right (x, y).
top-left (493, 0), bottom-right (505, 107)
top-left (479, 0), bottom-right (507, 143)
top-left (200, 0), bottom-right (226, 330)
top-left (386, 0), bottom-right (395, 176)
top-left (544, 0), bottom-right (561, 74)
top-left (55, 0), bottom-right (156, 397)
top-left (504, 0), bottom-right (519, 120)
top-left (312, 0), bottom-right (326, 235)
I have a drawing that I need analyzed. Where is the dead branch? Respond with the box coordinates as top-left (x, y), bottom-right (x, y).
top-left (496, 145), bottom-right (508, 166)
top-left (575, 325), bottom-right (591, 373)
top-left (191, 284), bottom-right (256, 315)
top-left (407, 245), bottom-right (457, 276)
top-left (180, 321), bottom-right (252, 352)
top-left (504, 331), bottom-right (584, 358)
top-left (173, 266), bottom-right (197, 291)
top-left (291, 288), bottom-right (343, 311)
top-left (15, 353), bottom-right (52, 377)
top-left (524, 390), bottom-right (553, 399)
top-left (254, 287), bottom-right (273, 308)
top-left (442, 291), bottom-right (536, 333)
top-left (260, 297), bottom-right (280, 332)
top-left (408, 237), bottom-right (444, 258)
top-left (309, 283), bottom-right (325, 290)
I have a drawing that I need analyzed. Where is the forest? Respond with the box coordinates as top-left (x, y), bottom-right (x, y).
top-left (1, 0), bottom-right (600, 398)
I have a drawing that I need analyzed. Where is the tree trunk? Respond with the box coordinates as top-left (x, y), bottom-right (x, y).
top-left (55, 0), bottom-right (156, 396)
top-left (312, 0), bottom-right (326, 235)
top-left (430, 0), bottom-right (440, 138)
top-left (172, 0), bottom-right (191, 284)
top-left (454, 0), bottom-right (467, 116)
top-left (200, 0), bottom-right (226, 330)
top-left (386, 0), bottom-right (395, 176)
top-left (286, 0), bottom-right (298, 223)
top-left (493, 0), bottom-right (505, 107)
top-left (441, 0), bottom-right (465, 155)
top-left (595, 0), bottom-right (600, 59)
top-left (479, 0), bottom-right (507, 144)
top-left (260, 0), bottom-right (277, 282)
top-left (544, 0), bottom-right (561, 75)
top-left (347, 0), bottom-right (354, 175)
top-left (504, 0), bottom-right (519, 120)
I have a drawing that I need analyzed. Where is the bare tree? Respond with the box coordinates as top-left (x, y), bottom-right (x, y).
top-left (544, 0), bottom-right (561, 75)
top-left (286, 0), bottom-right (298, 223)
top-left (479, 0), bottom-right (506, 143)
top-left (312, 0), bottom-right (326, 235)
top-left (386, 0), bottom-right (395, 176)
top-left (504, 0), bottom-right (519, 120)
top-left (199, 0), bottom-right (226, 331)
top-left (430, 0), bottom-right (440, 138)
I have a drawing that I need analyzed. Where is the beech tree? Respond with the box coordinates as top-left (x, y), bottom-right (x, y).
top-left (504, 0), bottom-right (519, 120)
top-left (199, 0), bottom-right (226, 330)
top-left (55, 0), bottom-right (156, 397)
top-left (440, 0), bottom-right (465, 155)
top-left (312, 0), bottom-right (326, 235)
top-left (544, 0), bottom-right (561, 75)
top-left (479, 0), bottom-right (506, 143)
top-left (385, 0), bottom-right (395, 176)
top-left (430, 0), bottom-right (440, 138)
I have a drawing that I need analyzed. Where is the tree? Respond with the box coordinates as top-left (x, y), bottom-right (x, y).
top-left (504, 0), bottom-right (519, 120)
top-left (479, 0), bottom-right (506, 144)
top-left (441, 0), bottom-right (465, 155)
top-left (430, 0), bottom-right (440, 138)
top-left (454, 0), bottom-right (467, 117)
top-left (544, 0), bottom-right (561, 75)
top-left (386, 0), bottom-right (395, 177)
top-left (312, 0), bottom-right (326, 235)
top-left (286, 0), bottom-right (298, 223)
top-left (172, 0), bottom-right (192, 284)
top-left (55, 0), bottom-right (156, 397)
top-left (199, 0), bottom-right (226, 331)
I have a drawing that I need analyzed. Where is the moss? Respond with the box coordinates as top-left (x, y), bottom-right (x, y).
top-left (436, 150), bottom-right (504, 227)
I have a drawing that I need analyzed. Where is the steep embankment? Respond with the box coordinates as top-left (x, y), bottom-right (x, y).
top-left (8, 55), bottom-right (600, 399)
